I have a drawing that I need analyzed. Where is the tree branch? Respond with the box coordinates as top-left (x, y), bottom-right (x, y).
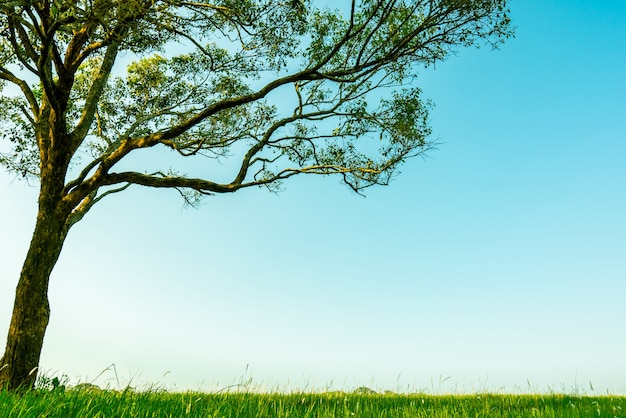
top-left (63, 183), bottom-right (132, 234)
top-left (101, 171), bottom-right (237, 194)
top-left (70, 40), bottom-right (121, 152)
top-left (0, 68), bottom-right (40, 117)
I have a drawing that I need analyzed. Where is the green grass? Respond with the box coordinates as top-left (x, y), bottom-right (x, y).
top-left (1, 388), bottom-right (625, 417)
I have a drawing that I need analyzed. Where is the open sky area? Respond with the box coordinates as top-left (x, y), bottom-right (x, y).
top-left (1, 0), bottom-right (625, 394)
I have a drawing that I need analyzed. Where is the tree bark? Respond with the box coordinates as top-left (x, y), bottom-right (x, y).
top-left (0, 194), bottom-right (67, 391)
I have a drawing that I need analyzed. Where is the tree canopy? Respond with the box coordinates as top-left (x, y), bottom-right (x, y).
top-left (1, 0), bottom-right (511, 205)
top-left (0, 0), bottom-right (511, 390)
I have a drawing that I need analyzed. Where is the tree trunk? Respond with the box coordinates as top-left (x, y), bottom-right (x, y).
top-left (0, 198), bottom-right (67, 391)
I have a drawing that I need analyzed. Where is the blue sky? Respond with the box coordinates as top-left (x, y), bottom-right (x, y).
top-left (1, 0), bottom-right (625, 393)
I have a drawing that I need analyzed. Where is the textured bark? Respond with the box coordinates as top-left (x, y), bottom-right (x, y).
top-left (0, 195), bottom-right (67, 390)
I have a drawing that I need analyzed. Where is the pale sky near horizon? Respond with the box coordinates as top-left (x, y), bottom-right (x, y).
top-left (1, 0), bottom-right (626, 393)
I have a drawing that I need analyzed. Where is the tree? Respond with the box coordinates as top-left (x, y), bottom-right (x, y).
top-left (0, 0), bottom-right (511, 390)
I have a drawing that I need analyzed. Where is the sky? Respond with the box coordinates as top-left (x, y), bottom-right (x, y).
top-left (1, 0), bottom-right (626, 394)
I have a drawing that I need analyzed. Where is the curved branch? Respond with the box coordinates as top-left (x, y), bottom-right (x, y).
top-left (6, 15), bottom-right (39, 74)
top-left (101, 171), bottom-right (237, 194)
top-left (148, 69), bottom-right (321, 147)
top-left (70, 40), bottom-right (121, 152)
top-left (63, 183), bottom-right (132, 234)
top-left (63, 155), bottom-right (105, 195)
top-left (0, 68), bottom-right (40, 117)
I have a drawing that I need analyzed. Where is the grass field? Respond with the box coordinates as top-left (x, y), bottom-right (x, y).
top-left (1, 386), bottom-right (625, 417)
